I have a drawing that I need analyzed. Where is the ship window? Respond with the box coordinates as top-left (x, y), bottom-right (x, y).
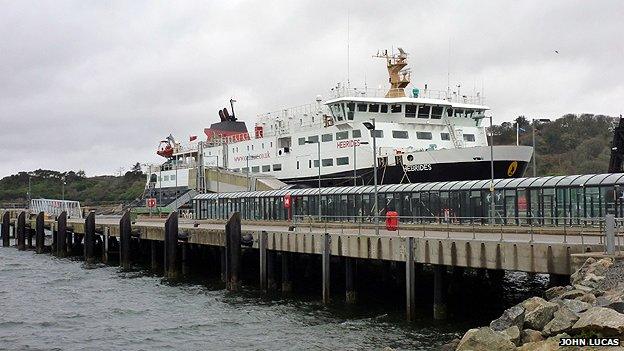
top-left (232, 169), bottom-right (240, 173)
top-left (252, 166), bottom-right (259, 173)
top-left (418, 105), bottom-right (430, 118)
top-left (380, 104), bottom-right (388, 113)
top-left (242, 167), bottom-right (249, 173)
top-left (251, 145), bottom-right (254, 150)
top-left (390, 104), bottom-right (402, 113)
top-left (371, 130), bottom-right (384, 138)
top-left (441, 133), bottom-right (450, 141)
top-left (322, 133), bottom-right (333, 142)
top-left (270, 142), bottom-right (273, 147)
top-left (447, 108), bottom-right (453, 117)
top-left (416, 132), bottom-right (433, 140)
top-left (337, 157), bottom-right (349, 165)
top-left (262, 165), bottom-right (270, 172)
top-left (352, 129), bottom-right (361, 138)
top-left (273, 164), bottom-right (282, 171)
top-left (322, 158), bottom-right (333, 167)
top-left (463, 134), bottom-right (476, 142)
top-left (308, 135), bottom-right (319, 143)
top-left (164, 175), bottom-right (170, 181)
top-left (369, 104), bottom-right (379, 112)
top-left (465, 110), bottom-right (475, 119)
top-left (247, 145), bottom-right (249, 151)
top-left (346, 102), bottom-right (355, 120)
top-left (336, 131), bottom-right (349, 140)
top-left (170, 175), bottom-right (176, 181)
top-left (296, 161), bottom-right (299, 170)
top-left (392, 130), bottom-right (409, 139)
top-left (357, 103), bottom-right (367, 112)
top-left (308, 160), bottom-right (311, 168)
top-left (298, 137), bottom-right (306, 145)
top-left (431, 106), bottom-right (443, 119)
top-left (314, 160), bottom-right (319, 167)
top-left (331, 103), bottom-right (344, 121)
top-left (405, 104), bottom-right (417, 118)
top-left (454, 109), bottom-right (464, 118)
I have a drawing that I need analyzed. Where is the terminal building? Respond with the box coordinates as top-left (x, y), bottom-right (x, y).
top-left (192, 173), bottom-right (624, 225)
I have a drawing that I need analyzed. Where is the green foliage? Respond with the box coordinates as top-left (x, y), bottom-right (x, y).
top-left (0, 167), bottom-right (145, 206)
top-left (491, 113), bottom-right (615, 176)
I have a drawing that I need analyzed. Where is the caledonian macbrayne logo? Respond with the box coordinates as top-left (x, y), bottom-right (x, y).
top-left (507, 161), bottom-right (518, 176)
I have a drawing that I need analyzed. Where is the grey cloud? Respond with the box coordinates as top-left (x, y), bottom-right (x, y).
top-left (0, 0), bottom-right (622, 178)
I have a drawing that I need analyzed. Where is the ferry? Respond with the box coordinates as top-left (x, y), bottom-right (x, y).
top-left (145, 48), bottom-right (533, 200)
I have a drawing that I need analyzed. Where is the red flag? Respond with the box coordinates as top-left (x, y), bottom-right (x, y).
top-left (189, 135), bottom-right (197, 142)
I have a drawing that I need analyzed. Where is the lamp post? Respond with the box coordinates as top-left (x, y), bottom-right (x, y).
top-left (353, 140), bottom-right (370, 186)
top-left (305, 139), bottom-right (322, 220)
top-left (363, 119), bottom-right (379, 234)
top-left (246, 154), bottom-right (250, 191)
top-left (531, 118), bottom-right (551, 177)
top-left (472, 115), bottom-right (495, 223)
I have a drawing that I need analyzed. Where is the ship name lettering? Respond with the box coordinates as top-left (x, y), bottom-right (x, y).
top-left (403, 164), bottom-right (432, 172)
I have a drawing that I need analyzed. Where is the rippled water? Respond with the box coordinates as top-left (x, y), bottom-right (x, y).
top-left (0, 247), bottom-right (547, 350)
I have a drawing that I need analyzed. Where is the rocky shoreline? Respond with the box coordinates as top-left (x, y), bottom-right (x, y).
top-left (448, 256), bottom-right (624, 350)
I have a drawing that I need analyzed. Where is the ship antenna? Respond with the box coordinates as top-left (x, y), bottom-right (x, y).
top-left (447, 37), bottom-right (451, 100)
top-left (347, 6), bottom-right (350, 89)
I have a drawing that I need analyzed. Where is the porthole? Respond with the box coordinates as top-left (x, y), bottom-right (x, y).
top-left (407, 155), bottom-right (414, 162)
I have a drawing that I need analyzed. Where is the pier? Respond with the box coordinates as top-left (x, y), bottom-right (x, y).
top-left (0, 205), bottom-right (619, 321)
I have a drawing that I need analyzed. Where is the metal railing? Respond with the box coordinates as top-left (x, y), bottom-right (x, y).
top-left (30, 198), bottom-right (83, 219)
top-left (329, 86), bottom-right (485, 105)
top-left (286, 214), bottom-right (622, 247)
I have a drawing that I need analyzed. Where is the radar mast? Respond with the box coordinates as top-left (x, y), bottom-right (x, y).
top-left (374, 48), bottom-right (411, 98)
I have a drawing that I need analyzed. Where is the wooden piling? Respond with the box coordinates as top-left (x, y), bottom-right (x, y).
top-left (322, 232), bottom-right (330, 304)
top-left (35, 212), bottom-right (45, 253)
top-left (66, 230), bottom-right (73, 256)
top-left (102, 227), bottom-right (109, 264)
top-left (84, 211), bottom-right (96, 264)
top-left (220, 247), bottom-right (226, 282)
top-left (345, 257), bottom-right (356, 304)
top-left (225, 212), bottom-right (241, 291)
top-left (406, 237), bottom-right (415, 321)
top-left (433, 265), bottom-right (447, 320)
top-left (181, 243), bottom-right (188, 276)
top-left (164, 211), bottom-right (179, 279)
top-left (16, 211), bottom-right (26, 251)
top-left (1, 212), bottom-right (9, 247)
top-left (57, 212), bottom-right (67, 257)
top-left (267, 251), bottom-right (277, 290)
top-left (281, 252), bottom-right (293, 294)
top-left (119, 211), bottom-right (131, 269)
top-left (259, 231), bottom-right (267, 291)
top-left (151, 240), bottom-right (161, 272)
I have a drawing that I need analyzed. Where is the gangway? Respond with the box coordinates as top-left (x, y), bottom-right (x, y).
top-left (30, 198), bottom-right (83, 219)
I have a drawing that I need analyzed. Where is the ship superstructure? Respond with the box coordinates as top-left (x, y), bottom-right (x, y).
top-left (144, 48), bottom-right (533, 201)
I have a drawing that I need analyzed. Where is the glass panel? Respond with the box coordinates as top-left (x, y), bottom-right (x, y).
top-left (380, 104), bottom-right (388, 113)
top-left (336, 131), bottom-right (349, 140)
top-left (416, 132), bottom-right (432, 140)
top-left (392, 130), bottom-right (409, 139)
top-left (337, 157), bottom-right (349, 165)
top-left (308, 135), bottom-right (319, 143)
top-left (405, 104), bottom-right (417, 118)
top-left (418, 105), bottom-right (430, 118)
top-left (357, 103), bottom-right (367, 112)
top-left (431, 106), bottom-right (443, 119)
top-left (322, 134), bottom-right (333, 142)
top-left (369, 104), bottom-right (379, 113)
top-left (390, 104), bottom-right (402, 113)
top-left (352, 129), bottom-right (361, 138)
top-left (440, 133), bottom-right (450, 141)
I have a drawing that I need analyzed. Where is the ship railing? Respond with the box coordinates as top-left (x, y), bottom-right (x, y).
top-left (330, 86), bottom-right (485, 105)
top-left (257, 102), bottom-right (323, 121)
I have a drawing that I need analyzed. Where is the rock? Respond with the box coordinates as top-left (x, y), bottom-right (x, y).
top-left (524, 301), bottom-right (558, 331)
top-left (456, 327), bottom-right (515, 351)
top-left (588, 258), bottom-right (614, 277)
top-left (490, 305), bottom-right (525, 331)
top-left (502, 325), bottom-right (520, 346)
top-left (606, 301), bottom-right (624, 313)
top-left (571, 258), bottom-right (596, 285)
top-left (437, 338), bottom-right (460, 351)
top-left (560, 289), bottom-right (586, 300)
top-left (557, 299), bottom-right (592, 315)
top-left (381, 347), bottom-right (395, 351)
top-left (523, 297), bottom-right (548, 312)
top-left (520, 329), bottom-right (544, 344)
top-left (570, 307), bottom-right (624, 336)
top-left (544, 286), bottom-right (568, 301)
top-left (577, 293), bottom-right (596, 304)
top-left (517, 333), bottom-right (573, 351)
top-left (579, 273), bottom-right (606, 289)
top-left (542, 306), bottom-right (579, 336)
top-left (572, 284), bottom-right (594, 293)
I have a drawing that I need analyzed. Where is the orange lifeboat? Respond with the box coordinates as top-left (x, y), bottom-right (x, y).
top-left (156, 140), bottom-right (174, 158)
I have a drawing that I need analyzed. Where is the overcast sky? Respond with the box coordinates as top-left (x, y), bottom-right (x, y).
top-left (1, 0), bottom-right (622, 177)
